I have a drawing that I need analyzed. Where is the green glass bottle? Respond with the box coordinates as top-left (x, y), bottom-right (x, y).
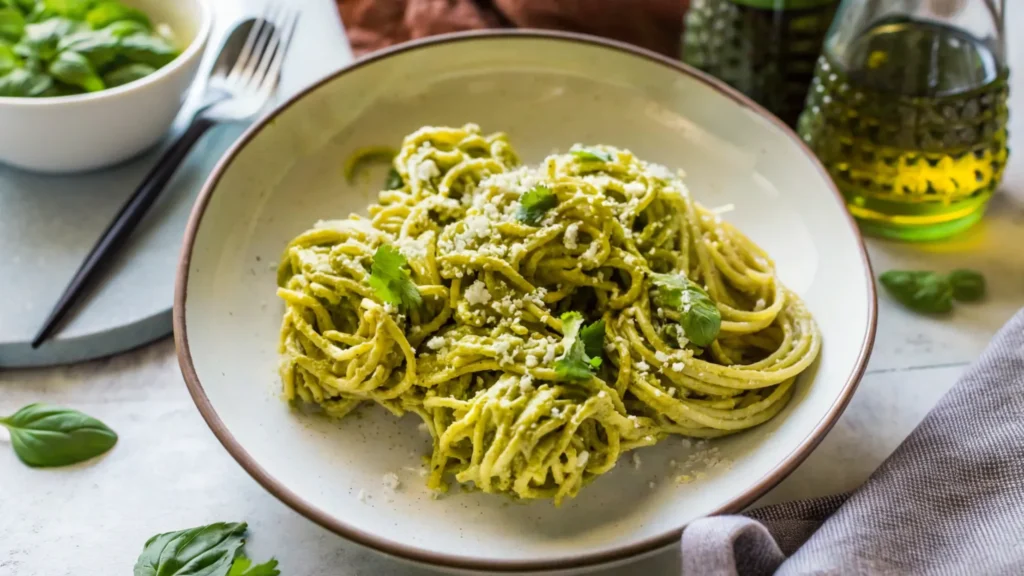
top-left (682, 0), bottom-right (840, 126)
top-left (797, 0), bottom-right (1009, 241)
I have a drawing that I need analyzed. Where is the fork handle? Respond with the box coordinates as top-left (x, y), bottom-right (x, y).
top-left (30, 116), bottom-right (217, 348)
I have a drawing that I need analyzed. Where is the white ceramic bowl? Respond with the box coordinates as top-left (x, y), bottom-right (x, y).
top-left (175, 32), bottom-right (877, 574)
top-left (0, 0), bottom-right (212, 173)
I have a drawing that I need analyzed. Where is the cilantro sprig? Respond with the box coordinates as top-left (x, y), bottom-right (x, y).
top-left (651, 273), bottom-right (721, 348)
top-left (368, 244), bottom-right (421, 312)
top-left (516, 184), bottom-right (557, 226)
top-left (554, 312), bottom-right (605, 381)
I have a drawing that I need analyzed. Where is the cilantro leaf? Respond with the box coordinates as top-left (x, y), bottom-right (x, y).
top-left (368, 244), bottom-right (422, 312)
top-left (554, 312), bottom-right (605, 380)
top-left (651, 273), bottom-right (721, 347)
top-left (516, 184), bottom-right (557, 226)
top-left (571, 148), bottom-right (613, 162)
top-left (228, 556), bottom-right (281, 576)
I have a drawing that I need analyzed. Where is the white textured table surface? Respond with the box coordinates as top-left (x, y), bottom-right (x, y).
top-left (3, 5), bottom-right (1024, 576)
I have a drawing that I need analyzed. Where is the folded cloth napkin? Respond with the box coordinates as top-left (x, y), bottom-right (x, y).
top-left (682, 309), bottom-right (1024, 576)
top-left (336, 0), bottom-right (685, 59)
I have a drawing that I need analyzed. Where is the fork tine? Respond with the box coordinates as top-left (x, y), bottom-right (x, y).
top-left (226, 5), bottom-right (274, 83)
top-left (250, 9), bottom-right (287, 90)
top-left (238, 5), bottom-right (283, 87)
top-left (255, 9), bottom-right (299, 95)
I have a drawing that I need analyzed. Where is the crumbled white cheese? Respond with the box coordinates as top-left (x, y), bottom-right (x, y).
top-left (578, 451), bottom-right (590, 469)
top-left (649, 481), bottom-right (656, 489)
top-left (636, 361), bottom-right (650, 372)
top-left (632, 452), bottom-right (642, 469)
top-left (417, 422), bottom-right (430, 435)
top-left (464, 280), bottom-right (492, 305)
top-left (525, 354), bottom-right (539, 368)
top-left (357, 489), bottom-right (368, 503)
top-left (416, 159), bottom-right (440, 182)
top-left (655, 351), bottom-right (669, 363)
top-left (426, 336), bottom-right (446, 350)
top-left (624, 181), bottom-right (645, 195)
top-left (582, 241), bottom-right (600, 261)
top-left (382, 472), bottom-right (401, 493)
top-left (564, 222), bottom-right (580, 250)
top-left (671, 362), bottom-right (684, 372)
top-left (754, 298), bottom-right (767, 311)
top-left (598, 391), bottom-right (607, 398)
top-left (542, 341), bottom-right (558, 364)
top-left (519, 375), bottom-right (534, 393)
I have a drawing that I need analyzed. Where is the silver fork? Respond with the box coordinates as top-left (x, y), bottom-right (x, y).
top-left (31, 8), bottom-right (301, 348)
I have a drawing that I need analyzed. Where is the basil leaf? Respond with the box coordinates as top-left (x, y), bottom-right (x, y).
top-left (133, 522), bottom-right (247, 576)
top-left (102, 18), bottom-right (148, 38)
top-left (368, 244), bottom-right (422, 312)
top-left (516, 184), bottom-right (557, 226)
top-left (102, 61), bottom-right (153, 86)
top-left (0, 7), bottom-right (24, 41)
top-left (879, 270), bottom-right (953, 314)
top-left (0, 67), bottom-right (52, 96)
top-left (554, 312), bottom-right (604, 380)
top-left (384, 167), bottom-right (403, 190)
top-left (651, 273), bottom-right (722, 347)
top-left (86, 1), bottom-right (151, 30)
top-left (22, 17), bottom-right (80, 61)
top-left (571, 148), bottom-right (613, 163)
top-left (42, 0), bottom-right (90, 18)
top-left (948, 269), bottom-right (985, 302)
top-left (0, 403), bottom-right (117, 467)
top-left (49, 50), bottom-right (103, 91)
top-left (58, 28), bottom-right (119, 68)
top-left (227, 557), bottom-right (280, 576)
top-left (119, 32), bottom-right (177, 67)
top-left (0, 42), bottom-right (18, 74)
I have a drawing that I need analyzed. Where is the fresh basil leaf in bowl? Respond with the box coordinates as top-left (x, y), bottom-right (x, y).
top-left (0, 7), bottom-right (25, 41)
top-left (0, 66), bottom-right (51, 95)
top-left (58, 28), bottom-right (118, 67)
top-left (48, 49), bottom-right (102, 90)
top-left (86, 0), bottom-right (150, 30)
top-left (102, 18), bottom-right (148, 39)
top-left (0, 403), bottom-right (117, 467)
top-left (119, 32), bottom-right (176, 67)
top-left (0, 42), bottom-right (19, 74)
top-left (21, 16), bottom-right (80, 60)
top-left (102, 61), bottom-right (152, 87)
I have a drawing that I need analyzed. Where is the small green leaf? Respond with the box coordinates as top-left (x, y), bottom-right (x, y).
top-left (0, 7), bottom-right (25, 41)
top-left (571, 148), bottom-right (613, 163)
top-left (43, 0), bottom-right (91, 18)
top-left (651, 273), bottom-right (722, 347)
top-left (119, 32), bottom-right (178, 67)
top-left (554, 312), bottom-right (605, 381)
top-left (0, 67), bottom-right (52, 96)
top-left (368, 244), bottom-right (421, 312)
top-left (133, 522), bottom-right (247, 576)
top-left (948, 269), bottom-right (985, 302)
top-left (22, 17), bottom-right (80, 61)
top-left (228, 556), bottom-right (280, 576)
top-left (58, 28), bottom-right (119, 68)
top-left (0, 43), bottom-right (18, 74)
top-left (101, 61), bottom-right (153, 86)
top-left (516, 184), bottom-right (557, 226)
top-left (0, 403), bottom-right (117, 467)
top-left (86, 1), bottom-right (150, 29)
top-left (879, 270), bottom-right (953, 314)
top-left (101, 18), bottom-right (148, 38)
top-left (49, 50), bottom-right (103, 91)
top-left (384, 167), bottom-right (403, 190)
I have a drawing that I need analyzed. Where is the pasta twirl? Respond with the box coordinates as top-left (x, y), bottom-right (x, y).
top-left (276, 124), bottom-right (821, 505)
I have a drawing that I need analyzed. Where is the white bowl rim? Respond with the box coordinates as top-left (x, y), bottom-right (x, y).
top-left (0, 0), bottom-right (213, 107)
top-left (173, 29), bottom-right (878, 573)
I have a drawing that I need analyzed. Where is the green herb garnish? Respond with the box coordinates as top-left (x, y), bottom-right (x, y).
top-left (368, 244), bottom-right (421, 312)
top-left (879, 268), bottom-right (985, 313)
top-left (0, 403), bottom-right (117, 467)
top-left (652, 273), bottom-right (721, 347)
top-left (516, 184), bottom-right (557, 226)
top-left (571, 148), bottom-right (613, 162)
top-left (554, 312), bottom-right (605, 381)
top-left (133, 522), bottom-right (280, 576)
top-left (0, 0), bottom-right (178, 97)
top-left (384, 167), bottom-right (403, 190)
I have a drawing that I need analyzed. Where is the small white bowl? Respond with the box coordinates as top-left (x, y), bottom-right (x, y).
top-left (0, 0), bottom-right (212, 174)
top-left (176, 31), bottom-right (876, 573)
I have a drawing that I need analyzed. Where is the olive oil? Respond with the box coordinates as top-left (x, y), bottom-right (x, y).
top-left (797, 17), bottom-right (1009, 241)
top-left (682, 0), bottom-right (839, 126)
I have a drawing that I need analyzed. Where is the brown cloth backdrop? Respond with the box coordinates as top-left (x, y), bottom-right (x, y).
top-left (338, 0), bottom-right (686, 59)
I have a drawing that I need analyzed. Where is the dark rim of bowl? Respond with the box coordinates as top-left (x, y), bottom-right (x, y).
top-left (174, 28), bottom-right (878, 573)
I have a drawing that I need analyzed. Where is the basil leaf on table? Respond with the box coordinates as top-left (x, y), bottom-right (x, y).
top-left (48, 49), bottom-right (103, 91)
top-left (651, 273), bottom-right (722, 347)
top-left (134, 522), bottom-right (280, 576)
top-left (0, 403), bottom-right (117, 467)
top-left (86, 1), bottom-right (151, 30)
top-left (0, 67), bottom-right (52, 96)
top-left (879, 270), bottom-right (953, 314)
top-left (102, 61), bottom-right (153, 86)
top-left (948, 269), bottom-right (986, 302)
top-left (119, 32), bottom-right (177, 67)
top-left (0, 7), bottom-right (25, 41)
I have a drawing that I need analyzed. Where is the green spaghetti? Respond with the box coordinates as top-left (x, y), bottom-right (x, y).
top-left (276, 124), bottom-right (821, 505)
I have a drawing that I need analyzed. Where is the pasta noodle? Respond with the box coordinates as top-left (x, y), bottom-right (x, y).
top-left (276, 124), bottom-right (821, 505)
